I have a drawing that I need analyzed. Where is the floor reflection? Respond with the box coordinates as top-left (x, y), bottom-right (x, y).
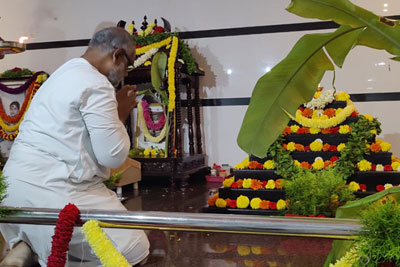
top-left (120, 177), bottom-right (333, 266)
top-left (142, 230), bottom-right (333, 267)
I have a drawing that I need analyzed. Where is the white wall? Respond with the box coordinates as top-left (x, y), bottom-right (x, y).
top-left (1, 0), bottom-right (400, 166)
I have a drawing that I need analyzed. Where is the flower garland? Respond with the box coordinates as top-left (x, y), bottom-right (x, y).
top-left (167, 36), bottom-right (178, 112)
top-left (141, 99), bottom-right (166, 130)
top-left (82, 220), bottom-right (131, 267)
top-left (137, 100), bottom-right (168, 143)
top-left (222, 176), bottom-right (285, 190)
top-left (0, 129), bottom-right (18, 141)
top-left (208, 193), bottom-right (287, 210)
top-left (294, 100), bottom-right (355, 129)
top-left (0, 71), bottom-right (45, 94)
top-left (304, 89), bottom-right (335, 110)
top-left (133, 48), bottom-right (158, 69)
top-left (47, 203), bottom-right (82, 267)
top-left (136, 37), bottom-right (172, 56)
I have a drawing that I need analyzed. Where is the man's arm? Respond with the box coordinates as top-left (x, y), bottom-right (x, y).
top-left (80, 84), bottom-right (131, 168)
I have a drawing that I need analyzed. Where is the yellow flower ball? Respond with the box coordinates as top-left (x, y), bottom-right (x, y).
top-left (150, 149), bottom-right (157, 156)
top-left (310, 128), bottom-right (321, 134)
top-left (143, 148), bottom-right (151, 156)
top-left (277, 199), bottom-right (287, 210)
top-left (363, 114), bottom-right (373, 122)
top-left (337, 143), bottom-right (346, 152)
top-left (290, 125), bottom-right (300, 133)
top-left (294, 160), bottom-right (301, 167)
top-left (335, 92), bottom-right (350, 101)
top-left (237, 245), bottom-right (251, 256)
top-left (380, 142), bottom-right (391, 152)
top-left (250, 198), bottom-right (262, 209)
top-left (392, 162), bottom-right (400, 172)
top-left (312, 159), bottom-right (324, 170)
top-left (237, 195), bottom-right (250, 209)
top-left (263, 160), bottom-right (275, 170)
top-left (216, 198), bottom-right (227, 208)
top-left (339, 125), bottom-right (351, 134)
top-left (357, 160), bottom-right (372, 171)
top-left (314, 91), bottom-right (322, 99)
top-left (310, 140), bottom-right (323, 151)
top-left (348, 181), bottom-right (360, 192)
top-left (370, 129), bottom-right (377, 135)
top-left (335, 108), bottom-right (343, 115)
top-left (222, 177), bottom-right (234, 188)
top-left (234, 163), bottom-right (245, 170)
top-left (265, 179), bottom-right (276, 189)
top-left (320, 115), bottom-right (329, 120)
top-left (144, 61), bottom-right (152, 66)
top-left (287, 142), bottom-right (296, 152)
top-left (242, 178), bottom-right (252, 189)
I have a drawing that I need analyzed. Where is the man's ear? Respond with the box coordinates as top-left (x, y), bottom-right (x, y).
top-left (112, 48), bottom-right (125, 63)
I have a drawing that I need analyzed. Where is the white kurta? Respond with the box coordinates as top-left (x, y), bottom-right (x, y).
top-left (0, 58), bottom-right (149, 266)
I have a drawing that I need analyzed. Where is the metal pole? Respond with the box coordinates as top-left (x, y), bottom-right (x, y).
top-left (0, 206), bottom-right (361, 238)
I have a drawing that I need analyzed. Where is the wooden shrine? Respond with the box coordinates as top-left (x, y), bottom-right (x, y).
top-left (125, 62), bottom-right (206, 186)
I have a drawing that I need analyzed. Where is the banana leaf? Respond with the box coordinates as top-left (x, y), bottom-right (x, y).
top-left (287, 0), bottom-right (400, 56)
top-left (237, 26), bottom-right (363, 157)
top-left (151, 51), bottom-right (168, 103)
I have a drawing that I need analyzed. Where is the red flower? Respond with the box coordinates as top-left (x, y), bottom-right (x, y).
top-left (360, 184), bottom-right (367, 192)
top-left (304, 146), bottom-right (310, 151)
top-left (330, 127), bottom-right (339, 134)
top-left (269, 202), bottom-right (277, 210)
top-left (384, 165), bottom-right (393, 171)
top-left (261, 181), bottom-right (267, 187)
top-left (231, 182), bottom-right (239, 189)
top-left (330, 156), bottom-right (339, 162)
top-left (297, 128), bottom-right (306, 134)
top-left (376, 185), bottom-right (385, 192)
top-left (329, 145), bottom-right (337, 152)
top-left (351, 111), bottom-right (359, 117)
top-left (229, 200), bottom-right (237, 209)
top-left (47, 203), bottom-right (82, 267)
top-left (152, 26), bottom-right (165, 34)
top-left (256, 163), bottom-right (264, 170)
top-left (11, 67), bottom-right (22, 72)
top-left (298, 107), bottom-right (304, 112)
top-left (371, 164), bottom-right (376, 171)
top-left (317, 215), bottom-right (326, 218)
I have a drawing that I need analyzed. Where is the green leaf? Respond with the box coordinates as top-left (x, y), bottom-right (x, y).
top-left (151, 52), bottom-right (167, 90)
top-left (286, 0), bottom-right (400, 56)
top-left (237, 27), bottom-right (362, 157)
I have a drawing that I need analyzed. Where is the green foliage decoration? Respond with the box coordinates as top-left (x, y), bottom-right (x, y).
top-left (355, 198), bottom-right (400, 266)
top-left (0, 68), bottom-right (33, 78)
top-left (134, 33), bottom-right (197, 74)
top-left (237, 0), bottom-right (400, 158)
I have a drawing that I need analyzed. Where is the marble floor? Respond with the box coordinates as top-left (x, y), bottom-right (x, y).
top-left (121, 176), bottom-right (334, 267)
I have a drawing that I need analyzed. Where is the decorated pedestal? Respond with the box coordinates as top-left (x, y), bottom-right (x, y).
top-left (205, 89), bottom-right (400, 216)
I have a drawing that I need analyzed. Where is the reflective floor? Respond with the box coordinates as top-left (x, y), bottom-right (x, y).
top-left (122, 176), bottom-right (334, 267)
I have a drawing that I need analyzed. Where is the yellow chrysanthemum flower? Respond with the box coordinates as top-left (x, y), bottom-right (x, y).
top-left (312, 159), bottom-right (324, 170)
top-left (310, 140), bottom-right (323, 151)
top-left (348, 181), bottom-right (360, 192)
top-left (150, 149), bottom-right (157, 156)
top-left (250, 198), bottom-right (262, 209)
top-left (309, 127), bottom-right (321, 134)
top-left (144, 61), bottom-right (152, 66)
top-left (263, 160), bottom-right (275, 170)
top-left (314, 91), bottom-right (322, 99)
top-left (380, 141), bottom-right (391, 152)
top-left (277, 199), bottom-right (287, 210)
top-left (357, 159), bottom-right (372, 171)
top-left (265, 179), bottom-right (276, 189)
top-left (339, 125), bottom-right (351, 134)
top-left (242, 178), bottom-right (252, 189)
top-left (294, 160), bottom-right (301, 167)
top-left (337, 143), bottom-right (346, 152)
top-left (222, 177), bottom-right (234, 188)
top-left (335, 108), bottom-right (343, 115)
top-left (216, 198), bottom-right (227, 208)
top-left (287, 142), bottom-right (296, 152)
top-left (370, 129), bottom-right (377, 135)
top-left (290, 125), bottom-right (300, 133)
top-left (363, 114), bottom-right (373, 122)
top-left (335, 92), bottom-right (350, 101)
top-left (392, 162), bottom-right (400, 172)
top-left (143, 147), bottom-right (151, 156)
top-left (237, 195), bottom-right (250, 209)
top-left (251, 246), bottom-right (262, 255)
top-left (234, 163), bottom-right (245, 170)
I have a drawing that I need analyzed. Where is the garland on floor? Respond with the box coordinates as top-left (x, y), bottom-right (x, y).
top-left (47, 203), bottom-right (82, 267)
top-left (137, 100), bottom-right (168, 143)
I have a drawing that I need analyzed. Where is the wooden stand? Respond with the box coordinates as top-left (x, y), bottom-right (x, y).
top-left (125, 63), bottom-right (206, 186)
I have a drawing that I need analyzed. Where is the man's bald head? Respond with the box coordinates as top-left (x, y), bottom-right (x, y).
top-left (88, 27), bottom-right (135, 55)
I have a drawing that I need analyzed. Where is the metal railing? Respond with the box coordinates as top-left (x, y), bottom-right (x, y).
top-left (0, 206), bottom-right (361, 239)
